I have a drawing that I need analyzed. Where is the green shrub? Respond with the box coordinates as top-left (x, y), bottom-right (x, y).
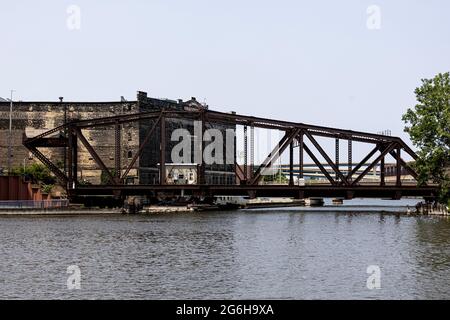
top-left (42, 184), bottom-right (54, 194)
top-left (101, 169), bottom-right (117, 185)
top-left (11, 163), bottom-right (55, 185)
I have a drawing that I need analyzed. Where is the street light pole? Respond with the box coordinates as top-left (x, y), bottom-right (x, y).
top-left (7, 90), bottom-right (15, 175)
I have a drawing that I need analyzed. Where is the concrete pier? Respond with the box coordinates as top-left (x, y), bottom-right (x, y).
top-left (305, 198), bottom-right (324, 207)
top-left (141, 206), bottom-right (194, 214)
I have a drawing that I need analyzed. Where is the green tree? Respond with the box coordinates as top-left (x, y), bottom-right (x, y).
top-left (100, 169), bottom-right (117, 185)
top-left (263, 169), bottom-right (289, 183)
top-left (11, 163), bottom-right (55, 185)
top-left (42, 184), bottom-right (54, 194)
top-left (402, 72), bottom-right (450, 203)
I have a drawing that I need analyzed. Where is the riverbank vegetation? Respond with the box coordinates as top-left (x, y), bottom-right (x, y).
top-left (262, 169), bottom-right (289, 184)
top-left (403, 72), bottom-right (450, 204)
top-left (11, 163), bottom-right (55, 194)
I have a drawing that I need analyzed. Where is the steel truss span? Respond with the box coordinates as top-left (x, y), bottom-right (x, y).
top-left (23, 108), bottom-right (438, 201)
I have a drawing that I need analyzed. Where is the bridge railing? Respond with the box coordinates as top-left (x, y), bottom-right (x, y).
top-left (0, 200), bottom-right (69, 209)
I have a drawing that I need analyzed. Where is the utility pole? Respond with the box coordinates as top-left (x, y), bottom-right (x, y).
top-left (60, 97), bottom-right (67, 175)
top-left (7, 90), bottom-right (15, 175)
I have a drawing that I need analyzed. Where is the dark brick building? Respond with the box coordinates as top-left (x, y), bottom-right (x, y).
top-left (0, 91), bottom-right (235, 185)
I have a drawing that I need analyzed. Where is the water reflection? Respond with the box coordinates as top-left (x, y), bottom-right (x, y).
top-left (0, 209), bottom-right (449, 299)
top-left (410, 217), bottom-right (450, 299)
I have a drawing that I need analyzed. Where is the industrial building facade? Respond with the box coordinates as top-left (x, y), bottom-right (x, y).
top-left (0, 91), bottom-right (235, 186)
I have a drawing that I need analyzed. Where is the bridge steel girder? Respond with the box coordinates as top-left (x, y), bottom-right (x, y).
top-left (248, 131), bottom-right (290, 184)
top-left (26, 108), bottom-right (409, 146)
top-left (71, 184), bottom-right (438, 200)
top-left (243, 124), bottom-right (248, 183)
top-left (304, 131), bottom-right (350, 186)
top-left (396, 146), bottom-right (402, 187)
top-left (347, 145), bottom-right (380, 180)
top-left (249, 128), bottom-right (301, 185)
top-left (389, 149), bottom-right (419, 181)
top-left (380, 156), bottom-right (386, 187)
top-left (351, 142), bottom-right (397, 186)
top-left (21, 106), bottom-right (434, 200)
top-left (302, 143), bottom-right (336, 185)
top-left (67, 126), bottom-right (77, 190)
top-left (26, 137), bottom-right (68, 148)
top-left (335, 138), bottom-right (340, 181)
top-left (235, 161), bottom-right (246, 183)
top-left (121, 114), bottom-right (162, 182)
top-left (348, 139), bottom-right (352, 181)
top-left (75, 127), bottom-right (117, 185)
top-left (26, 145), bottom-right (68, 186)
top-left (160, 115), bottom-right (166, 185)
top-left (289, 140), bottom-right (294, 186)
top-left (114, 121), bottom-right (121, 182)
top-left (298, 133), bottom-right (304, 180)
top-left (198, 111), bottom-right (206, 185)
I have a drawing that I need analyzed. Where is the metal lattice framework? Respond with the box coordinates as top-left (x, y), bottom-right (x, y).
top-left (23, 108), bottom-right (438, 200)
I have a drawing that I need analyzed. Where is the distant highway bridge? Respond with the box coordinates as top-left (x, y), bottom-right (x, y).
top-left (279, 162), bottom-right (415, 183)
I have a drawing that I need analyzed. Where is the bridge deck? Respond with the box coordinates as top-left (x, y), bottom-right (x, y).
top-left (72, 184), bottom-right (437, 199)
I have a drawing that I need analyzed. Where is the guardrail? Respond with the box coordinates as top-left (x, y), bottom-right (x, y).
top-left (0, 200), bottom-right (69, 209)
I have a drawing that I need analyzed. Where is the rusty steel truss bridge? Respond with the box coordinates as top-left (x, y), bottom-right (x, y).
top-left (23, 108), bottom-right (438, 203)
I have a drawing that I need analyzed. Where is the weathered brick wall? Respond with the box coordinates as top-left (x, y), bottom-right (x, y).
top-left (0, 100), bottom-right (139, 184)
top-left (0, 91), bottom-right (236, 186)
top-left (137, 92), bottom-right (236, 185)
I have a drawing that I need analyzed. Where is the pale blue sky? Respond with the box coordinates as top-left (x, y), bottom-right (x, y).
top-left (1, 0), bottom-right (449, 160)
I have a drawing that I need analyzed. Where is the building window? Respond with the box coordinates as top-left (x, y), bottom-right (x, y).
top-left (128, 132), bottom-right (132, 141)
top-left (128, 151), bottom-right (133, 159)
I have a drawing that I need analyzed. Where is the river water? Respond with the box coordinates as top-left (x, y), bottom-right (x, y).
top-left (0, 198), bottom-right (449, 300)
